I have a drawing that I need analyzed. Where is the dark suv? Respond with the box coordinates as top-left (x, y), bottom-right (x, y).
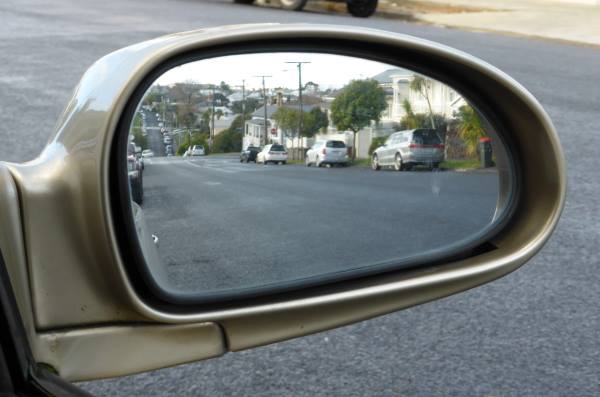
top-left (240, 146), bottom-right (260, 163)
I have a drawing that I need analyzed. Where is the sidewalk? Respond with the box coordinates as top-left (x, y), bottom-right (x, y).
top-left (375, 0), bottom-right (600, 46)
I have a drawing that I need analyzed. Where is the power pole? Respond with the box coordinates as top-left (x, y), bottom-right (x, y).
top-left (211, 86), bottom-right (216, 149)
top-left (254, 75), bottom-right (271, 147)
top-left (286, 61), bottom-right (310, 159)
top-left (241, 79), bottom-right (246, 117)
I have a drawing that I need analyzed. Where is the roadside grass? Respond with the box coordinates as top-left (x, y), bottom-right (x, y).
top-left (440, 159), bottom-right (481, 170)
top-left (349, 158), bottom-right (371, 168)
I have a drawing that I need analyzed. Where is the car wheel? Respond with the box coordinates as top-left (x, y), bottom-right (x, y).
top-left (394, 153), bottom-right (403, 171)
top-left (280, 0), bottom-right (308, 10)
top-left (347, 0), bottom-right (378, 17)
top-left (233, 0), bottom-right (255, 4)
top-left (281, 161), bottom-right (286, 165)
top-left (240, 158), bottom-right (244, 163)
top-left (371, 154), bottom-right (381, 171)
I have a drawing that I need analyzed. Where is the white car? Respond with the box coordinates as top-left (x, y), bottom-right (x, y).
top-left (256, 144), bottom-right (288, 164)
top-left (141, 149), bottom-right (154, 158)
top-left (306, 140), bottom-right (349, 167)
top-left (189, 145), bottom-right (205, 156)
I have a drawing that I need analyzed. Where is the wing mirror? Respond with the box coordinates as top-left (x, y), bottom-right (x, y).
top-left (1, 24), bottom-right (565, 382)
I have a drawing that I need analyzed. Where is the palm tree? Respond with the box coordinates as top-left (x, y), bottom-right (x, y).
top-left (410, 76), bottom-right (436, 129)
top-left (457, 105), bottom-right (486, 156)
top-left (401, 99), bottom-right (419, 129)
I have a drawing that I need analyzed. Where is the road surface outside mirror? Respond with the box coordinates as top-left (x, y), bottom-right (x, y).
top-left (126, 52), bottom-right (507, 295)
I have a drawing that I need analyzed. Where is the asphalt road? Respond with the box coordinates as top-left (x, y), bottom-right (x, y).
top-left (141, 155), bottom-right (498, 293)
top-left (2, 1), bottom-right (599, 396)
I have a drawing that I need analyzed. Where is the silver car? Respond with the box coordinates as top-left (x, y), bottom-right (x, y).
top-left (306, 140), bottom-right (349, 167)
top-left (372, 129), bottom-right (444, 171)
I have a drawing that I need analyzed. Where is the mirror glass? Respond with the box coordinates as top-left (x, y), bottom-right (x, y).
top-left (125, 52), bottom-right (513, 298)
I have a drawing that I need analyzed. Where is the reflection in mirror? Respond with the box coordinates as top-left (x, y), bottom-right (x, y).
top-left (126, 52), bottom-right (513, 298)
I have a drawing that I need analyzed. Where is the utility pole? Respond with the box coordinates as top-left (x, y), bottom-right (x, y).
top-left (254, 75), bottom-right (271, 147)
top-left (210, 86), bottom-right (216, 150)
top-left (286, 61), bottom-right (310, 160)
top-left (241, 79), bottom-right (246, 117)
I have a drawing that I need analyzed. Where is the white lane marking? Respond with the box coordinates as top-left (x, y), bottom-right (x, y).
top-left (203, 181), bottom-right (222, 186)
top-left (184, 160), bottom-right (236, 173)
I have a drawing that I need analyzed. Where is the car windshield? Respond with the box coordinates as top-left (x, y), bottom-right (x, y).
top-left (412, 129), bottom-right (441, 145)
top-left (271, 145), bottom-right (285, 152)
top-left (326, 141), bottom-right (346, 148)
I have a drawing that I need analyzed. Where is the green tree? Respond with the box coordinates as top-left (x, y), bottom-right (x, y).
top-left (176, 102), bottom-right (197, 130)
top-left (410, 76), bottom-right (436, 129)
top-left (130, 113), bottom-right (148, 150)
top-left (330, 79), bottom-right (387, 159)
top-left (272, 107), bottom-right (299, 135)
top-left (304, 107), bottom-right (329, 137)
top-left (211, 115), bottom-right (247, 153)
top-left (369, 136), bottom-right (387, 155)
top-left (219, 81), bottom-right (232, 95)
top-left (400, 99), bottom-right (448, 137)
top-left (400, 100), bottom-right (420, 129)
top-left (231, 98), bottom-right (260, 115)
top-left (457, 105), bottom-right (486, 156)
top-left (272, 106), bottom-right (328, 140)
top-left (176, 132), bottom-right (209, 155)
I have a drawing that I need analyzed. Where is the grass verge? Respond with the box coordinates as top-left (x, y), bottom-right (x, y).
top-left (440, 159), bottom-right (481, 170)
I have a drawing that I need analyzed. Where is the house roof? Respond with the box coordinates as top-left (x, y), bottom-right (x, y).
top-left (371, 68), bottom-right (413, 84)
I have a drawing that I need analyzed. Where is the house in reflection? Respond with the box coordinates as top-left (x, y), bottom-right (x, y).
top-left (243, 93), bottom-right (321, 150)
top-left (320, 69), bottom-right (468, 159)
top-left (372, 68), bottom-right (466, 122)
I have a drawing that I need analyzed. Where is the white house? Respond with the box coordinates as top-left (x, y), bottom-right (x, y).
top-left (372, 68), bottom-right (464, 122)
top-left (242, 103), bottom-right (320, 149)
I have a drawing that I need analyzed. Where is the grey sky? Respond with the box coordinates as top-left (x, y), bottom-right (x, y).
top-left (155, 52), bottom-right (396, 90)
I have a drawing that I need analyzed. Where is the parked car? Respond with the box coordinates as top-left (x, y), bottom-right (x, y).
top-left (240, 146), bottom-right (261, 163)
top-left (127, 155), bottom-right (143, 205)
top-left (141, 149), bottom-right (154, 158)
top-left (190, 145), bottom-right (205, 156)
top-left (371, 129), bottom-right (445, 171)
top-left (233, 0), bottom-right (378, 18)
top-left (306, 140), bottom-right (349, 167)
top-left (128, 142), bottom-right (143, 171)
top-left (256, 144), bottom-right (288, 164)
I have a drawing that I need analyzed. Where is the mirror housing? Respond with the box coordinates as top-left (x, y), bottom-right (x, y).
top-left (1, 24), bottom-right (565, 381)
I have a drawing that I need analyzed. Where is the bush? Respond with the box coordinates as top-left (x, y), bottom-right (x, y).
top-left (369, 136), bottom-right (387, 155)
top-left (177, 132), bottom-right (209, 155)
